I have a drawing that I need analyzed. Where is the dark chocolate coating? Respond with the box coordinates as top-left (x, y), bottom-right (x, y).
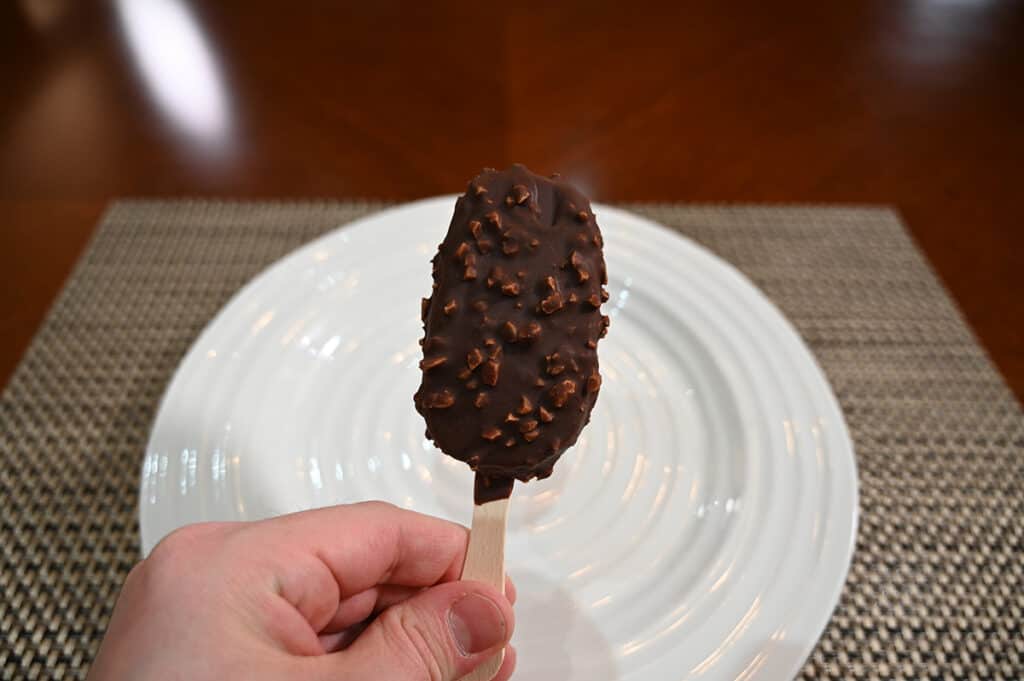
top-left (414, 165), bottom-right (609, 491)
top-left (474, 475), bottom-right (516, 505)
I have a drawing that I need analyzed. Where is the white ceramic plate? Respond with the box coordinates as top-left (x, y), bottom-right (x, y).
top-left (140, 197), bottom-right (857, 680)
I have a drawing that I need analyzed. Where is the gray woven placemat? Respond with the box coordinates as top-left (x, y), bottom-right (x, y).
top-left (1, 201), bottom-right (1021, 680)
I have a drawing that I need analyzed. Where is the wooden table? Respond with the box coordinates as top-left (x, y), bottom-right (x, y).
top-left (2, 1), bottom-right (1022, 400)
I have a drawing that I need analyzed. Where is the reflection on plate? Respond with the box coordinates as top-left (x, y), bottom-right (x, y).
top-left (140, 197), bottom-right (857, 680)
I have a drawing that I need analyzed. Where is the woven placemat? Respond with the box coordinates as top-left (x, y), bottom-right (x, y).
top-left (1, 201), bottom-right (1021, 680)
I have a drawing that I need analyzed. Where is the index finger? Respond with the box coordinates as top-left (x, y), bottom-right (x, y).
top-left (253, 501), bottom-right (469, 597)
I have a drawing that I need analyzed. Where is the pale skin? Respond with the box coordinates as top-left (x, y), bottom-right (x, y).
top-left (89, 502), bottom-right (516, 681)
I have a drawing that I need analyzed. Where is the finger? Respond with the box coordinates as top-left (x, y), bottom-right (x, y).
top-left (242, 502), bottom-right (469, 631)
top-left (320, 552), bottom-right (514, 635)
top-left (268, 501), bottom-right (468, 589)
top-left (321, 558), bottom-right (514, 621)
top-left (321, 584), bottom-right (423, 634)
top-left (319, 577), bottom-right (499, 652)
top-left (505, 575), bottom-right (517, 605)
top-left (319, 579), bottom-right (512, 653)
top-left (321, 565), bottom-right (515, 635)
top-left (493, 644), bottom-right (517, 681)
top-left (317, 620), bottom-right (370, 653)
top-left (312, 580), bottom-right (514, 681)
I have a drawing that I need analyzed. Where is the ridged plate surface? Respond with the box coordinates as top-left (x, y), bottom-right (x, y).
top-left (140, 197), bottom-right (857, 680)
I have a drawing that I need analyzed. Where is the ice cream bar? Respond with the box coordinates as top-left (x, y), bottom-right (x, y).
top-left (414, 164), bottom-right (609, 504)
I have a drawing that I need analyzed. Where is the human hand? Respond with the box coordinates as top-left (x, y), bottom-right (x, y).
top-left (88, 502), bottom-right (516, 680)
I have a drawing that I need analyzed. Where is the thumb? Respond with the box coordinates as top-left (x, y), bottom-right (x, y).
top-left (321, 580), bottom-right (514, 681)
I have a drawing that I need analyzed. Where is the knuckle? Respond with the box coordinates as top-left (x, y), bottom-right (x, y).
top-left (150, 523), bottom-right (205, 555)
top-left (120, 559), bottom-right (148, 592)
top-left (357, 499), bottom-right (397, 514)
top-left (147, 522), bottom-right (225, 577)
top-left (377, 606), bottom-right (449, 681)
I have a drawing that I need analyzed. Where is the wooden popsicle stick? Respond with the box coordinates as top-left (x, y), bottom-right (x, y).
top-left (458, 494), bottom-right (511, 681)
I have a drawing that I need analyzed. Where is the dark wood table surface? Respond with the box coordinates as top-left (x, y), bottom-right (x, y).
top-left (2, 1), bottom-right (1022, 401)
